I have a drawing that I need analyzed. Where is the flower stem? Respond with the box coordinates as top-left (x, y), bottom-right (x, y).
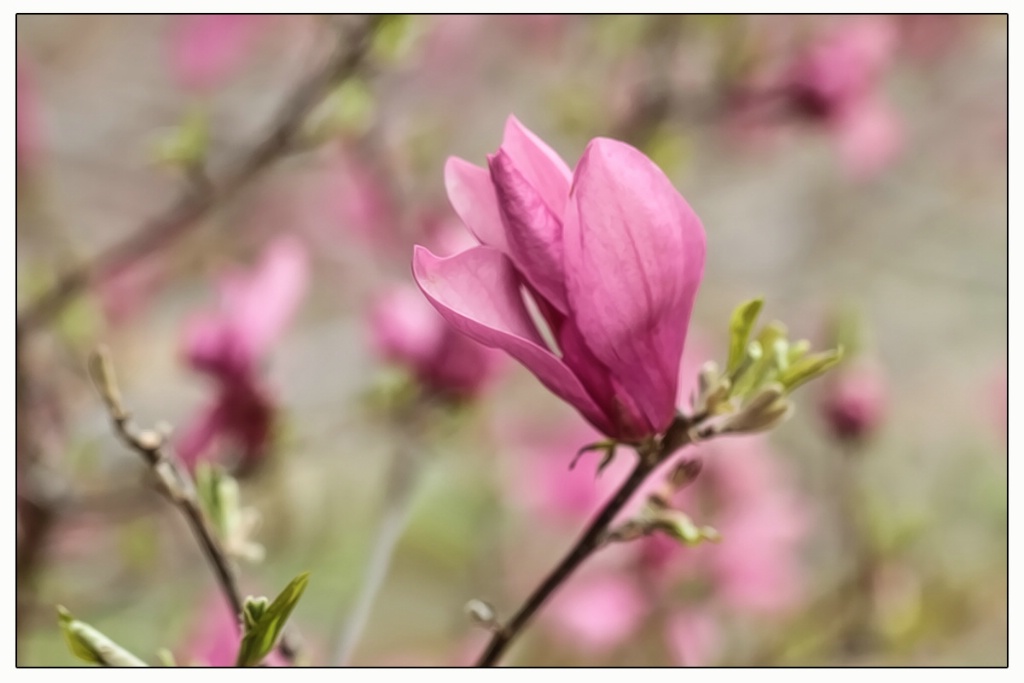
top-left (474, 452), bottom-right (658, 667)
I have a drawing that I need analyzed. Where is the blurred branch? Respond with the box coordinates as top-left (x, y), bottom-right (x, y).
top-left (86, 346), bottom-right (302, 665)
top-left (15, 343), bottom-right (68, 658)
top-left (16, 15), bottom-right (384, 340)
top-left (331, 419), bottom-right (424, 665)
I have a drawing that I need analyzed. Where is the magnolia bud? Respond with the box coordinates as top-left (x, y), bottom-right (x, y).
top-left (820, 360), bottom-right (887, 442)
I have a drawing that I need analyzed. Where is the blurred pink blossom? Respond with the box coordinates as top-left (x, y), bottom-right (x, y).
top-left (368, 282), bottom-right (500, 399)
top-left (169, 15), bottom-right (271, 93)
top-left (17, 59), bottom-right (44, 172)
top-left (664, 610), bottom-right (720, 667)
top-left (728, 18), bottom-right (904, 178)
top-left (318, 147), bottom-right (400, 250)
top-left (179, 593), bottom-right (286, 666)
top-left (784, 18), bottom-right (903, 178)
top-left (544, 571), bottom-right (650, 652)
top-left (819, 360), bottom-right (888, 442)
top-left (504, 420), bottom-right (632, 524)
top-left (177, 236), bottom-right (308, 472)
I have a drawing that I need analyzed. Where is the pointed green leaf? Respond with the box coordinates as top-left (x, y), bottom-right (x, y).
top-left (57, 606), bottom-right (147, 667)
top-left (778, 347), bottom-right (845, 391)
top-left (727, 298), bottom-right (764, 373)
top-left (235, 572), bottom-right (310, 667)
top-left (787, 339), bottom-right (811, 365)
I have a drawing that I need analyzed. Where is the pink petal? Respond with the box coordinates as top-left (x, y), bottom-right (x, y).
top-left (488, 148), bottom-right (567, 311)
top-left (500, 115), bottom-right (572, 218)
top-left (444, 157), bottom-right (507, 251)
top-left (413, 245), bottom-right (612, 433)
top-left (563, 138), bottom-right (706, 434)
top-left (227, 236), bottom-right (308, 360)
top-left (181, 311), bottom-right (252, 380)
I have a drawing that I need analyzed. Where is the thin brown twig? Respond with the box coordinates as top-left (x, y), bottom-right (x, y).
top-left (16, 15), bottom-right (383, 339)
top-left (474, 415), bottom-right (708, 668)
top-left (87, 346), bottom-right (300, 665)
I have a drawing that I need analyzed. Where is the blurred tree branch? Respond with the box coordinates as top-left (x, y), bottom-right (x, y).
top-left (331, 418), bottom-right (424, 665)
top-left (86, 346), bottom-right (302, 665)
top-left (16, 15), bottom-right (384, 340)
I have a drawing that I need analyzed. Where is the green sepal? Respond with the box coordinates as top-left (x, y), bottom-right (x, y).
top-left (569, 439), bottom-right (616, 472)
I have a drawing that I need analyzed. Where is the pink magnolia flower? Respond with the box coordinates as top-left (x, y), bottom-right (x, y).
top-left (176, 236), bottom-right (308, 472)
top-left (819, 359), bottom-right (888, 442)
top-left (168, 15), bottom-right (270, 93)
top-left (368, 283), bottom-right (499, 399)
top-left (413, 116), bottom-right (706, 442)
top-left (179, 593), bottom-right (287, 666)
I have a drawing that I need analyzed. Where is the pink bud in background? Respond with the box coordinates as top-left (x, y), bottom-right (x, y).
top-left (17, 59), bottom-right (44, 172)
top-left (784, 18), bottom-right (903, 178)
top-left (785, 18), bottom-right (896, 121)
top-left (414, 116), bottom-right (706, 441)
top-left (369, 283), bottom-right (499, 399)
top-left (179, 594), bottom-right (286, 666)
top-left (169, 15), bottom-right (270, 93)
top-left (177, 236), bottom-right (308, 471)
top-left (819, 360), bottom-right (888, 442)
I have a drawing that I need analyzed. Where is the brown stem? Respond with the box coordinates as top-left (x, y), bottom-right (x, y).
top-left (475, 451), bottom-right (659, 667)
top-left (88, 348), bottom-right (300, 664)
top-left (16, 15), bottom-right (382, 339)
